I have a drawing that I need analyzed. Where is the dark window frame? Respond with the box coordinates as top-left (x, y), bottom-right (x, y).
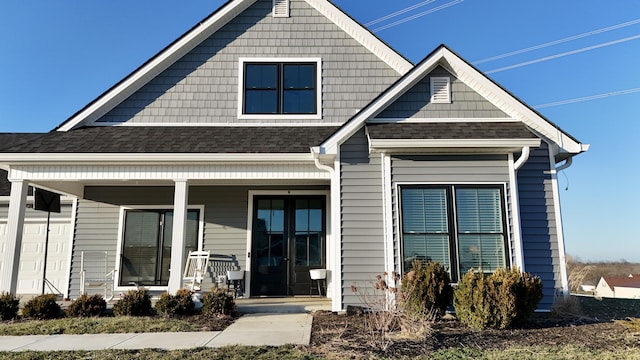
top-left (119, 208), bottom-right (200, 287)
top-left (242, 62), bottom-right (317, 115)
top-left (399, 184), bottom-right (510, 281)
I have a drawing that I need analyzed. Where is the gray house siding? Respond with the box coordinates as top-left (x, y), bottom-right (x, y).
top-left (377, 66), bottom-right (508, 119)
top-left (390, 154), bottom-right (512, 278)
top-left (517, 142), bottom-right (562, 310)
top-left (340, 129), bottom-right (385, 307)
top-left (97, 0), bottom-right (401, 126)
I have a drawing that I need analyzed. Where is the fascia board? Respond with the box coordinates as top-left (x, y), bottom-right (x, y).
top-left (57, 0), bottom-right (257, 132)
top-left (440, 49), bottom-right (585, 154)
top-left (0, 153), bottom-right (313, 165)
top-left (321, 48), bottom-right (446, 154)
top-left (369, 138), bottom-right (541, 149)
top-left (305, 0), bottom-right (412, 75)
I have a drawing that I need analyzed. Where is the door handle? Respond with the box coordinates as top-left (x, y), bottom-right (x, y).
top-left (283, 257), bottom-right (290, 261)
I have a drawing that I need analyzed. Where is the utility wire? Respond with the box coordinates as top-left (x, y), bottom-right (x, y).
top-left (485, 34), bottom-right (640, 74)
top-left (372, 0), bottom-right (464, 33)
top-left (535, 87), bottom-right (640, 108)
top-left (474, 18), bottom-right (640, 65)
top-left (365, 0), bottom-right (436, 27)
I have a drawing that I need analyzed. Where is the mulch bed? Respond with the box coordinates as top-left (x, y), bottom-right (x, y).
top-left (309, 297), bottom-right (640, 359)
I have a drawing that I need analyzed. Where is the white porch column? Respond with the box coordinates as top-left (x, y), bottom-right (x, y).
top-left (0, 180), bottom-right (28, 293)
top-left (168, 179), bottom-right (189, 294)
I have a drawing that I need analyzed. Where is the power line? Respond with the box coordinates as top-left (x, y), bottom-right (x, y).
top-left (535, 87), bottom-right (640, 108)
top-left (485, 34), bottom-right (640, 74)
top-left (372, 0), bottom-right (464, 33)
top-left (474, 18), bottom-right (640, 65)
top-left (365, 0), bottom-right (436, 27)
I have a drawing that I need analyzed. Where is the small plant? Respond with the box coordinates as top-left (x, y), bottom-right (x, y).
top-left (65, 294), bottom-right (107, 317)
top-left (22, 294), bottom-right (61, 320)
top-left (400, 260), bottom-right (452, 319)
top-left (201, 288), bottom-right (236, 316)
top-left (453, 267), bottom-right (543, 330)
top-left (154, 289), bottom-right (195, 317)
top-left (0, 292), bottom-right (20, 321)
top-left (112, 288), bottom-right (153, 317)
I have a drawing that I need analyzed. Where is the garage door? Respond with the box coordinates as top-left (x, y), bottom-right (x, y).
top-left (0, 218), bottom-right (72, 296)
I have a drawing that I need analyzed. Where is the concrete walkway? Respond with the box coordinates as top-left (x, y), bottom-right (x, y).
top-left (0, 313), bottom-right (313, 352)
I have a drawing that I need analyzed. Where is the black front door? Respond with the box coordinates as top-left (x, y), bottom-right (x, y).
top-left (251, 196), bottom-right (325, 296)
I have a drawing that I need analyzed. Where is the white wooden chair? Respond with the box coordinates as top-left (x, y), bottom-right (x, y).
top-left (183, 250), bottom-right (210, 291)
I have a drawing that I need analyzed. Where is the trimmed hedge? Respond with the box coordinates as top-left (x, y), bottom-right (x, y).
top-left (401, 260), bottom-right (453, 318)
top-left (453, 267), bottom-right (543, 330)
top-left (113, 288), bottom-right (154, 317)
top-left (22, 294), bottom-right (61, 320)
top-left (65, 294), bottom-right (107, 317)
top-left (154, 289), bottom-right (195, 317)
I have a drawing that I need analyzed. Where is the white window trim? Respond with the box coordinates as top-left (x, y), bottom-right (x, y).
top-left (114, 204), bottom-right (205, 292)
top-left (237, 57), bottom-right (322, 120)
top-left (430, 76), bottom-right (451, 104)
top-left (394, 181), bottom-right (512, 283)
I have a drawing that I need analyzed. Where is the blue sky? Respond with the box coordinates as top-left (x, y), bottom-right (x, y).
top-left (1, 0), bottom-right (639, 262)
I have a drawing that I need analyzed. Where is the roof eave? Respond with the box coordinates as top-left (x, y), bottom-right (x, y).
top-left (0, 153), bottom-right (314, 165)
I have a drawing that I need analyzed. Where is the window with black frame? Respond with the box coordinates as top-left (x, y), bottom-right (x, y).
top-left (400, 185), bottom-right (508, 281)
top-left (119, 209), bottom-right (200, 286)
top-left (243, 62), bottom-right (316, 114)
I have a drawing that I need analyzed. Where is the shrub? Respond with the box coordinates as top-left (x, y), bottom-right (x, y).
top-left (400, 260), bottom-right (453, 319)
top-left (453, 267), bottom-right (543, 330)
top-left (112, 288), bottom-right (153, 317)
top-left (0, 292), bottom-right (20, 321)
top-left (201, 288), bottom-right (236, 316)
top-left (154, 289), bottom-right (195, 317)
top-left (22, 294), bottom-right (61, 320)
top-left (65, 294), bottom-right (106, 317)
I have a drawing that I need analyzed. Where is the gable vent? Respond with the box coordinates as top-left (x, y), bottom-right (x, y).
top-left (430, 77), bottom-right (451, 103)
top-left (273, 0), bottom-right (290, 18)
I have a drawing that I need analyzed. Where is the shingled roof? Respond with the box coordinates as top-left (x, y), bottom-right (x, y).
top-left (602, 274), bottom-right (640, 291)
top-left (366, 122), bottom-right (537, 140)
top-left (0, 126), bottom-right (340, 154)
top-left (0, 133), bottom-right (45, 196)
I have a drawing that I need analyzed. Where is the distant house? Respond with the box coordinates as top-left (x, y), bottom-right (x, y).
top-left (0, 0), bottom-right (588, 312)
top-left (595, 274), bottom-right (640, 299)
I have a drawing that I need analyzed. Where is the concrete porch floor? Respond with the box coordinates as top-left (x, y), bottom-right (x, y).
top-left (235, 297), bottom-right (332, 314)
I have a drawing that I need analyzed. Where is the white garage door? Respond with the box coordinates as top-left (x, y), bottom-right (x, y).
top-left (0, 219), bottom-right (72, 295)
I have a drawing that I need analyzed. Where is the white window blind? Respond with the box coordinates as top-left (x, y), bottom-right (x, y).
top-left (430, 77), bottom-right (451, 103)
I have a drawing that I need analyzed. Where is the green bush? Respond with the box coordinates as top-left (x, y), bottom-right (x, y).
top-left (22, 294), bottom-right (61, 320)
top-left (65, 294), bottom-right (106, 317)
top-left (453, 268), bottom-right (543, 330)
top-left (154, 289), bottom-right (195, 317)
top-left (112, 288), bottom-right (153, 317)
top-left (400, 260), bottom-right (453, 318)
top-left (201, 288), bottom-right (236, 316)
top-left (0, 292), bottom-right (20, 321)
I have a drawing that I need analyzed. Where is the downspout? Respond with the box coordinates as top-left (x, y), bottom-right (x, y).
top-left (555, 157), bottom-right (572, 172)
top-left (514, 146), bottom-right (530, 171)
top-left (311, 147), bottom-right (341, 311)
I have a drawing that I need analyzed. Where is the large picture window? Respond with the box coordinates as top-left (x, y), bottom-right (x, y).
top-left (119, 209), bottom-right (200, 287)
top-left (400, 185), bottom-right (508, 281)
top-left (241, 59), bottom-right (320, 116)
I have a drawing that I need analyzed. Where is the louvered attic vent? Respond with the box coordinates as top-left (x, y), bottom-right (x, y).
top-left (430, 77), bottom-right (451, 103)
top-left (273, 0), bottom-right (290, 17)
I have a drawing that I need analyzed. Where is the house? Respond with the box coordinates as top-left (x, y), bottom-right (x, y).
top-left (595, 275), bottom-right (640, 299)
top-left (0, 0), bottom-right (588, 312)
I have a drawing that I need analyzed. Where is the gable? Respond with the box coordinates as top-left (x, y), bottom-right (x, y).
top-left (376, 66), bottom-right (508, 120)
top-left (58, 0), bottom-right (411, 131)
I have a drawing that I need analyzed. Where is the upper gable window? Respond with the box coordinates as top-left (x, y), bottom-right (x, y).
top-left (238, 58), bottom-right (322, 120)
top-left (430, 77), bottom-right (451, 104)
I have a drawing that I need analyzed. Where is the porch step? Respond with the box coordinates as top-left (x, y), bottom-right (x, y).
top-left (235, 297), bottom-right (331, 314)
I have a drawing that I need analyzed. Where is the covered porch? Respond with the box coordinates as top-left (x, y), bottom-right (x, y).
top-left (0, 156), bottom-right (340, 308)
